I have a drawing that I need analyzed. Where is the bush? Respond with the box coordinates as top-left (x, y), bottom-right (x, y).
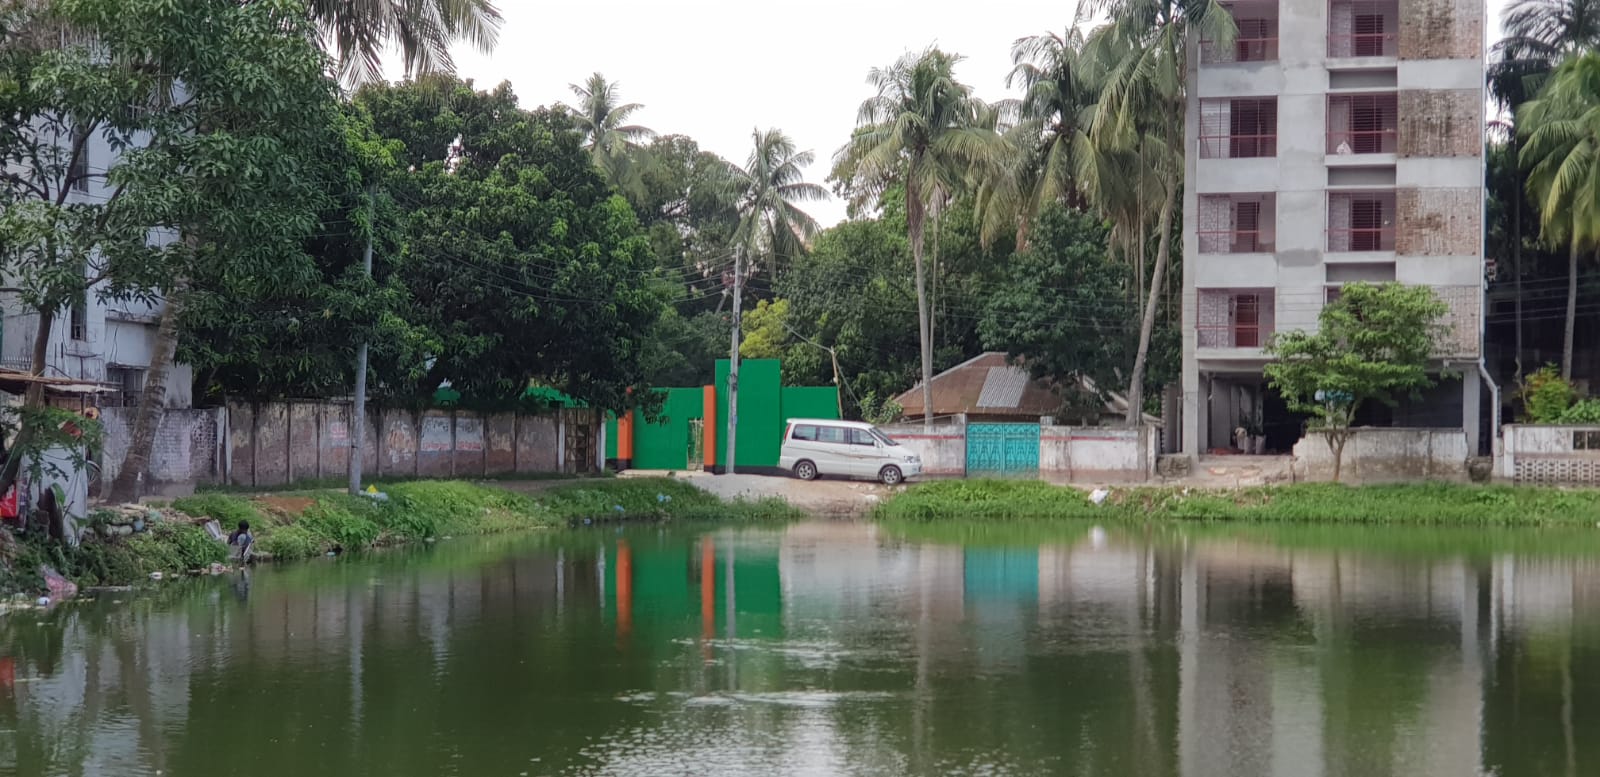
top-left (873, 480), bottom-right (1093, 522)
top-left (296, 501), bottom-right (381, 550)
top-left (256, 524), bottom-right (326, 560)
top-left (1519, 365), bottom-right (1577, 423)
top-left (1559, 398), bottom-right (1600, 424)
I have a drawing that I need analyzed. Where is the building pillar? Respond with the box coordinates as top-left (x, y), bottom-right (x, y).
top-left (1182, 371), bottom-right (1204, 458)
top-left (1463, 370), bottom-right (1481, 456)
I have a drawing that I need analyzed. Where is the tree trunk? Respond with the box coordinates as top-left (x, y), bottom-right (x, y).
top-left (909, 178), bottom-right (933, 433)
top-left (1330, 432), bottom-right (1347, 483)
top-left (1563, 241), bottom-right (1577, 381)
top-left (108, 281), bottom-right (186, 503)
top-left (1125, 181), bottom-right (1178, 425)
top-left (1512, 135), bottom-right (1524, 381)
top-left (0, 307), bottom-right (58, 500)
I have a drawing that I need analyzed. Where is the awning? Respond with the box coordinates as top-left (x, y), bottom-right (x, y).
top-left (0, 370), bottom-right (116, 396)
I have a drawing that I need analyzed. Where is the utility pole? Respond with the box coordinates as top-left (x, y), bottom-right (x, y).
top-left (725, 246), bottom-right (743, 475)
top-left (348, 186), bottom-right (374, 495)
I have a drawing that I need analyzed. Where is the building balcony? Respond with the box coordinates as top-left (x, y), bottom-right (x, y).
top-left (1327, 93), bottom-right (1398, 156)
top-left (1199, 97), bottom-right (1278, 159)
top-left (1327, 191), bottom-right (1396, 254)
top-left (1198, 289), bottom-right (1275, 351)
top-left (1198, 193), bottom-right (1276, 254)
top-left (1200, 2), bottom-right (1280, 65)
top-left (1328, 0), bottom-right (1398, 60)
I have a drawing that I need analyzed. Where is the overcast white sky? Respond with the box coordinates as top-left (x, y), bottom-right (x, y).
top-left (423, 0), bottom-right (1512, 227)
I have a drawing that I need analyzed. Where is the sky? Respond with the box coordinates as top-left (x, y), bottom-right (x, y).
top-left (424, 0), bottom-right (1513, 228)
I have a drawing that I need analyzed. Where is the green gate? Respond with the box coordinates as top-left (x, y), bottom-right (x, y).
top-left (965, 423), bottom-right (1040, 477)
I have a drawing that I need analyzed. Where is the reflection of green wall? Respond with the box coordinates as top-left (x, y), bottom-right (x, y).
top-left (729, 550), bottom-right (783, 640)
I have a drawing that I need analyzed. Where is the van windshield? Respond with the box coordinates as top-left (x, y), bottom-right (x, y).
top-left (869, 428), bottom-right (900, 447)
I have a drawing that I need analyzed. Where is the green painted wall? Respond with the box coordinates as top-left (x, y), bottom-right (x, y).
top-left (780, 387), bottom-right (840, 424)
top-left (632, 388), bottom-right (704, 470)
top-left (605, 360), bottom-right (839, 470)
top-left (714, 359), bottom-right (783, 469)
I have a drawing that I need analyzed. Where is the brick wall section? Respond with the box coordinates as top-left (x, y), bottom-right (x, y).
top-left (485, 414), bottom-right (516, 474)
top-left (100, 407), bottom-right (221, 491)
top-left (1398, 90), bottom-right (1481, 158)
top-left (517, 415), bottom-right (560, 472)
top-left (1397, 188), bottom-right (1481, 256)
top-left (418, 411), bottom-right (453, 477)
top-left (379, 409), bottom-right (418, 477)
top-left (318, 403), bottom-right (352, 480)
top-left (1399, 0), bottom-right (1483, 60)
top-left (253, 403), bottom-right (289, 485)
top-left (453, 415), bottom-right (484, 475)
top-left (288, 403), bottom-right (319, 482)
top-left (1434, 285), bottom-right (1481, 358)
top-left (229, 404), bottom-right (255, 487)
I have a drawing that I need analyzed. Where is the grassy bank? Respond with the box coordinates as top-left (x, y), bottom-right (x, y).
top-left (872, 480), bottom-right (1600, 526)
top-left (0, 478), bottom-right (797, 594)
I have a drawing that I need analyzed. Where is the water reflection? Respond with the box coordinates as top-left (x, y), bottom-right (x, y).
top-left (1, 522), bottom-right (1598, 776)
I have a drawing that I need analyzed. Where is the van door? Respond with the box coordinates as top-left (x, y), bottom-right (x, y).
top-left (812, 425), bottom-right (851, 476)
top-left (845, 428), bottom-right (883, 478)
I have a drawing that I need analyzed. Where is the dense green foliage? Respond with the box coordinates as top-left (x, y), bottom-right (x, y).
top-left (874, 479), bottom-right (1600, 525)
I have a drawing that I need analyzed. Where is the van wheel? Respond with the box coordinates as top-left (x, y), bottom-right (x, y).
top-left (879, 465), bottom-right (903, 486)
top-left (794, 461), bottom-right (818, 481)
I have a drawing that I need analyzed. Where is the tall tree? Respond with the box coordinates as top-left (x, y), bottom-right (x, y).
top-left (1519, 52), bottom-right (1600, 380)
top-left (562, 72), bottom-right (656, 201)
top-left (834, 47), bottom-right (1005, 430)
top-left (1089, 0), bottom-right (1233, 424)
top-left (1489, 0), bottom-right (1600, 377)
top-left (982, 25), bottom-right (1102, 246)
top-left (309, 0), bottom-right (502, 85)
top-left (731, 128), bottom-right (827, 277)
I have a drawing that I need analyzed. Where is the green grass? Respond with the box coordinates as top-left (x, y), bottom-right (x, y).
top-left (873, 479), bottom-right (1600, 526)
top-left (0, 477), bottom-right (797, 594)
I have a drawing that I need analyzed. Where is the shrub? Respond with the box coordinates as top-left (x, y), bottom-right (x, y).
top-left (256, 524), bottom-right (326, 560)
top-left (296, 501), bottom-right (381, 550)
top-left (1559, 398), bottom-right (1600, 424)
top-left (1519, 365), bottom-right (1577, 423)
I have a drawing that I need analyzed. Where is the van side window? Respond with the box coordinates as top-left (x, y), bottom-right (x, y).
top-left (848, 429), bottom-right (876, 446)
top-left (792, 425), bottom-right (818, 441)
top-left (816, 426), bottom-right (846, 444)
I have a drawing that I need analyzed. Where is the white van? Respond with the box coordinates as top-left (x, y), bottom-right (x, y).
top-left (779, 419), bottom-right (922, 485)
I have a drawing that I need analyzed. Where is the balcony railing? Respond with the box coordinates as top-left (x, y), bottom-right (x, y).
top-left (1327, 128), bottom-right (1398, 155)
top-left (1198, 133), bottom-right (1277, 159)
top-left (1199, 323), bottom-right (1265, 349)
top-left (1328, 31), bottom-right (1397, 58)
top-left (1327, 227), bottom-right (1396, 252)
top-left (1199, 36), bottom-right (1280, 64)
top-left (1198, 229), bottom-right (1274, 254)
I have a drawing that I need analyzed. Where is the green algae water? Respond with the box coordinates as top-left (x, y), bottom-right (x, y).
top-left (2, 519), bottom-right (1599, 776)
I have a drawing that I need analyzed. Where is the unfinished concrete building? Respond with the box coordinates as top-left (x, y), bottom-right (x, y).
top-left (1179, 0), bottom-right (1488, 459)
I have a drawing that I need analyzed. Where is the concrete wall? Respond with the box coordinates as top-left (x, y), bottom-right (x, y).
top-left (1291, 427), bottom-right (1469, 482)
top-left (98, 406), bottom-right (225, 495)
top-left (1501, 425), bottom-right (1600, 486)
top-left (1041, 426), bottom-right (1157, 483)
top-left (880, 423), bottom-right (967, 477)
top-left (879, 422), bottom-right (1158, 482)
top-left (210, 402), bottom-right (593, 489)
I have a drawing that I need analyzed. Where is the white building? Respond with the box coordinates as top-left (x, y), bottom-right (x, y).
top-left (1179, 0), bottom-right (1488, 458)
top-left (1, 125), bottom-right (193, 411)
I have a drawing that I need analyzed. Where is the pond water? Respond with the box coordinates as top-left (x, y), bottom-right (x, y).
top-left (2, 519), bottom-right (1599, 776)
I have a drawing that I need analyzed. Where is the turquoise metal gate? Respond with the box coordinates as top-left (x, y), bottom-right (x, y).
top-left (965, 423), bottom-right (1040, 477)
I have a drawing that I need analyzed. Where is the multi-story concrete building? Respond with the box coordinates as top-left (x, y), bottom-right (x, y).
top-left (1179, 0), bottom-right (1488, 458)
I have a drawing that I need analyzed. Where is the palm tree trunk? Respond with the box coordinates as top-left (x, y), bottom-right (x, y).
top-left (1125, 181), bottom-right (1177, 425)
top-left (109, 280), bottom-right (186, 503)
top-left (1512, 135), bottom-right (1524, 380)
top-left (909, 179), bottom-right (934, 432)
top-left (1563, 241), bottom-right (1577, 381)
top-left (0, 307), bottom-right (58, 500)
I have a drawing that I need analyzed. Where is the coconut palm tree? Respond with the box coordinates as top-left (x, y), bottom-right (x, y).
top-left (731, 128), bottom-right (827, 277)
top-left (562, 72), bottom-right (657, 200)
top-left (1519, 52), bottom-right (1600, 379)
top-left (1492, 0), bottom-right (1600, 378)
top-left (309, 0), bottom-right (503, 85)
top-left (1089, 0), bottom-right (1233, 424)
top-left (835, 47), bottom-right (1006, 431)
top-left (985, 25), bottom-right (1103, 246)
